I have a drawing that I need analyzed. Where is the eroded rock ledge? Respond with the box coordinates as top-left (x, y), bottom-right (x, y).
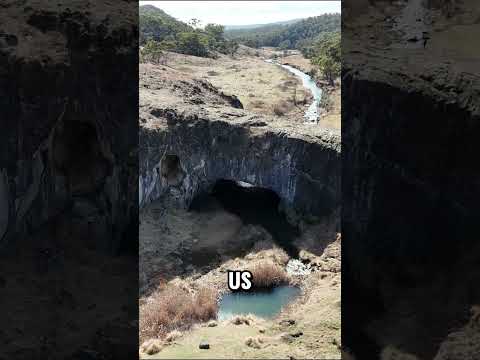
top-left (139, 108), bottom-right (340, 221)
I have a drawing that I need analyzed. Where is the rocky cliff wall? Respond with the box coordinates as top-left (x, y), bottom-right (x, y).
top-left (139, 109), bottom-right (340, 224)
top-left (0, 2), bottom-right (138, 253)
top-left (342, 1), bottom-right (480, 357)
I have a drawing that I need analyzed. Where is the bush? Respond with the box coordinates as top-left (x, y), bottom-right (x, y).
top-left (140, 339), bottom-right (163, 355)
top-left (250, 262), bottom-right (290, 289)
top-left (140, 39), bottom-right (165, 64)
top-left (230, 314), bottom-right (256, 325)
top-left (245, 336), bottom-right (265, 349)
top-left (139, 285), bottom-right (218, 343)
top-left (177, 31), bottom-right (209, 57)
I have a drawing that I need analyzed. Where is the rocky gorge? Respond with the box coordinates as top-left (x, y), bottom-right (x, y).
top-left (139, 56), bottom-right (341, 358)
top-left (139, 64), bottom-right (340, 223)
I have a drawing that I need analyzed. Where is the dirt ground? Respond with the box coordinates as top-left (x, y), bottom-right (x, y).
top-left (161, 50), bottom-right (311, 122)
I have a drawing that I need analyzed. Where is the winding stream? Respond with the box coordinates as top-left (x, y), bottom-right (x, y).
top-left (265, 59), bottom-right (323, 123)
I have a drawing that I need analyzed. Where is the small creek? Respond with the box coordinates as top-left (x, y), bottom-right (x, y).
top-left (217, 285), bottom-right (302, 321)
top-left (265, 59), bottom-right (322, 123)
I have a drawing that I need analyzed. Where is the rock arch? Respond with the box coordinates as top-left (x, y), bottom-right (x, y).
top-left (139, 115), bottom-right (340, 223)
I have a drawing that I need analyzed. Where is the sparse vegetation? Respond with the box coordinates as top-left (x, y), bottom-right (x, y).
top-left (139, 285), bottom-right (218, 343)
top-left (249, 262), bottom-right (290, 289)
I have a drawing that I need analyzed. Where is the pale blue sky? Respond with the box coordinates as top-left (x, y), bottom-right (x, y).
top-left (140, 1), bottom-right (341, 26)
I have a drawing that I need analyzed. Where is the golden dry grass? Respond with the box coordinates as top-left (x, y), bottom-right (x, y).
top-left (139, 285), bottom-right (218, 343)
top-left (249, 262), bottom-right (290, 289)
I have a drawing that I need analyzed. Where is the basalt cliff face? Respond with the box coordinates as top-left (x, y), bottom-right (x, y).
top-left (0, 1), bottom-right (138, 252)
top-left (139, 64), bottom-right (340, 225)
top-left (343, 1), bottom-right (480, 359)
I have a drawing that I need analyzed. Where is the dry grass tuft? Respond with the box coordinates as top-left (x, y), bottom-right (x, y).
top-left (230, 314), bottom-right (256, 326)
top-left (245, 336), bottom-right (265, 349)
top-left (139, 285), bottom-right (218, 343)
top-left (250, 262), bottom-right (290, 289)
top-left (140, 339), bottom-right (163, 355)
top-left (272, 101), bottom-right (291, 116)
top-left (165, 330), bottom-right (182, 342)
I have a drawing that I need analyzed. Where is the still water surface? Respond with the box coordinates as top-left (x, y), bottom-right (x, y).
top-left (217, 285), bottom-right (302, 321)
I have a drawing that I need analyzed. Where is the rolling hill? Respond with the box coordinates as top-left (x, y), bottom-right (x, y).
top-left (224, 13), bottom-right (340, 50)
top-left (139, 5), bottom-right (192, 44)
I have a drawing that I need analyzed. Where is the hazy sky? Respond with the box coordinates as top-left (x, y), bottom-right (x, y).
top-left (139, 1), bottom-right (341, 26)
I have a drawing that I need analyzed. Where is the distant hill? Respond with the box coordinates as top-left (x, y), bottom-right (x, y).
top-left (139, 5), bottom-right (191, 44)
top-left (224, 13), bottom-right (340, 50)
top-left (224, 18), bottom-right (302, 31)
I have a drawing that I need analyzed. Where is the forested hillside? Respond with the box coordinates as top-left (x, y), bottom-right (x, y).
top-left (139, 5), bottom-right (238, 59)
top-left (224, 13), bottom-right (340, 50)
top-left (139, 5), bottom-right (191, 45)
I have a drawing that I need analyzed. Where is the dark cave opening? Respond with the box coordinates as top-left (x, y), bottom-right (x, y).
top-left (53, 120), bottom-right (111, 195)
top-left (160, 154), bottom-right (184, 186)
top-left (51, 120), bottom-right (116, 253)
top-left (190, 179), bottom-right (300, 257)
